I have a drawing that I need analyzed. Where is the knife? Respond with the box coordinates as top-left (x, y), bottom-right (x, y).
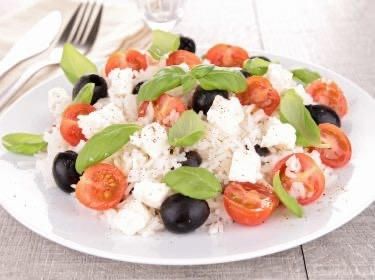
top-left (0, 10), bottom-right (62, 78)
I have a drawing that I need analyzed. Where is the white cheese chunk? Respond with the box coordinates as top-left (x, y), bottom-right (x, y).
top-left (292, 84), bottom-right (314, 105)
top-left (130, 122), bottom-right (169, 158)
top-left (107, 68), bottom-right (133, 98)
top-left (261, 117), bottom-right (296, 150)
top-left (207, 96), bottom-right (244, 135)
top-left (47, 87), bottom-right (71, 118)
top-left (132, 180), bottom-right (170, 209)
top-left (266, 63), bottom-right (296, 93)
top-left (229, 149), bottom-right (262, 183)
top-left (109, 198), bottom-right (151, 236)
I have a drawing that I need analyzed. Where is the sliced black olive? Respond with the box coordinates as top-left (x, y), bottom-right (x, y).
top-left (180, 151), bottom-right (202, 167)
top-left (251, 55), bottom-right (271, 62)
top-left (72, 74), bottom-right (108, 105)
top-left (254, 144), bottom-right (270, 157)
top-left (161, 194), bottom-right (210, 233)
top-left (178, 35), bottom-right (196, 53)
top-left (305, 104), bottom-right (341, 127)
top-left (132, 81), bottom-right (145, 95)
top-left (52, 151), bottom-right (80, 193)
top-left (192, 86), bottom-right (229, 115)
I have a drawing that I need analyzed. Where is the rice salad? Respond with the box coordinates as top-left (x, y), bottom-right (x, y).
top-left (2, 30), bottom-right (352, 236)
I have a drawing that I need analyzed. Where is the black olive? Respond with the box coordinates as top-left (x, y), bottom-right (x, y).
top-left (161, 194), bottom-right (210, 233)
top-left (254, 144), bottom-right (270, 157)
top-left (52, 151), bottom-right (80, 193)
top-left (72, 74), bottom-right (108, 105)
top-left (305, 104), bottom-right (341, 127)
top-left (132, 81), bottom-right (145, 95)
top-left (192, 86), bottom-right (229, 115)
top-left (180, 151), bottom-right (202, 167)
top-left (178, 35), bottom-right (196, 53)
top-left (240, 69), bottom-right (251, 78)
top-left (251, 55), bottom-right (271, 62)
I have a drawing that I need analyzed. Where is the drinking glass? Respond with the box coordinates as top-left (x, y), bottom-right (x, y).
top-left (136, 0), bottom-right (186, 30)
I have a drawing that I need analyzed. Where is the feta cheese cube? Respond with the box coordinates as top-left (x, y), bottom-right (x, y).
top-left (261, 117), bottom-right (296, 150)
top-left (47, 87), bottom-right (71, 118)
top-left (207, 96), bottom-right (244, 135)
top-left (107, 68), bottom-right (133, 98)
top-left (132, 180), bottom-right (170, 209)
top-left (292, 84), bottom-right (314, 105)
top-left (229, 149), bottom-right (262, 183)
top-left (130, 122), bottom-right (169, 158)
top-left (266, 63), bottom-right (296, 93)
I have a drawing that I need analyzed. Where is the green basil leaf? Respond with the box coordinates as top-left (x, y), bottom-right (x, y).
top-left (148, 30), bottom-right (180, 60)
top-left (191, 64), bottom-right (215, 79)
top-left (280, 89), bottom-right (320, 147)
top-left (75, 124), bottom-right (140, 173)
top-left (2, 133), bottom-right (47, 155)
top-left (242, 57), bottom-right (270, 76)
top-left (60, 43), bottom-right (97, 84)
top-left (73, 83), bottom-right (94, 104)
top-left (163, 167), bottom-right (221, 199)
top-left (168, 110), bottom-right (205, 147)
top-left (197, 67), bottom-right (247, 93)
top-left (272, 171), bottom-right (303, 217)
top-left (181, 74), bottom-right (197, 94)
top-left (137, 66), bottom-right (187, 102)
top-left (292, 68), bottom-right (321, 86)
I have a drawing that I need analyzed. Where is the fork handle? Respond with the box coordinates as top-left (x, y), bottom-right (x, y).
top-left (0, 59), bottom-right (57, 109)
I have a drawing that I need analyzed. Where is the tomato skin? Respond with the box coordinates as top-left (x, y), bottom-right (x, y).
top-left (272, 153), bottom-right (325, 205)
top-left (76, 163), bottom-right (127, 210)
top-left (306, 80), bottom-right (348, 117)
top-left (205, 44), bottom-right (249, 67)
top-left (237, 76), bottom-right (280, 115)
top-left (315, 123), bottom-right (352, 168)
top-left (60, 103), bottom-right (95, 146)
top-left (105, 49), bottom-right (147, 76)
top-left (166, 50), bottom-right (201, 68)
top-left (138, 101), bottom-right (150, 118)
top-left (223, 181), bottom-right (279, 226)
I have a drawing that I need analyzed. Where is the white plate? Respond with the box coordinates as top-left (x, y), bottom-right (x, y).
top-left (0, 52), bottom-right (374, 265)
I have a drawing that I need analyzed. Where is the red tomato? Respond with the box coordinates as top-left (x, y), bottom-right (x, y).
top-left (166, 50), bottom-right (201, 68)
top-left (315, 123), bottom-right (352, 168)
top-left (60, 103), bottom-right (95, 146)
top-left (306, 80), bottom-right (348, 117)
top-left (152, 94), bottom-right (186, 126)
top-left (273, 153), bottom-right (325, 205)
top-left (76, 163), bottom-right (127, 210)
top-left (138, 101), bottom-right (150, 118)
top-left (105, 49), bottom-right (147, 76)
top-left (237, 76), bottom-right (280, 115)
top-left (205, 44), bottom-right (249, 67)
top-left (223, 181), bottom-right (279, 226)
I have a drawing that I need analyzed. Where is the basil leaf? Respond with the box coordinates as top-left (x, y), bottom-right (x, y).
top-left (2, 133), bottom-right (47, 155)
top-left (148, 30), bottom-right (180, 60)
top-left (60, 43), bottom-right (97, 84)
top-left (197, 67), bottom-right (247, 93)
top-left (191, 64), bottom-right (215, 79)
top-left (280, 89), bottom-right (320, 147)
top-left (168, 110), bottom-right (205, 147)
top-left (75, 124), bottom-right (140, 173)
top-left (73, 83), bottom-right (94, 104)
top-left (292, 68), bottom-right (321, 86)
top-left (137, 66), bottom-right (187, 102)
top-left (163, 167), bottom-right (221, 199)
top-left (181, 74), bottom-right (197, 94)
top-left (272, 171), bottom-right (303, 217)
top-left (243, 57), bottom-right (270, 76)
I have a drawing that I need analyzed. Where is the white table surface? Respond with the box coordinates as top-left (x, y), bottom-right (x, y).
top-left (0, 0), bottom-right (374, 279)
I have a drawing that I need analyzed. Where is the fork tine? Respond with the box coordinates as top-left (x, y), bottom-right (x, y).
top-left (83, 4), bottom-right (103, 51)
top-left (57, 3), bottom-right (83, 45)
top-left (70, 1), bottom-right (91, 44)
top-left (77, 2), bottom-right (97, 44)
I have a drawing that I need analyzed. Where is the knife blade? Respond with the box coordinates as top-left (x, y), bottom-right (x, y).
top-left (0, 10), bottom-right (62, 78)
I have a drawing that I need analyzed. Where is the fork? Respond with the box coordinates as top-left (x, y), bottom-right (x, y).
top-left (0, 2), bottom-right (103, 109)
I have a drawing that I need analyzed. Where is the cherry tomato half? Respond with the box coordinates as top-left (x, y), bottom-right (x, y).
top-left (306, 80), bottom-right (348, 117)
top-left (76, 163), bottom-right (127, 210)
top-left (315, 123), bottom-right (352, 168)
top-left (223, 181), bottom-right (279, 226)
top-left (60, 103), bottom-right (95, 146)
top-left (237, 76), bottom-right (280, 115)
top-left (273, 153), bottom-right (325, 205)
top-left (166, 50), bottom-right (201, 68)
top-left (105, 49), bottom-right (147, 76)
top-left (205, 44), bottom-right (249, 67)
